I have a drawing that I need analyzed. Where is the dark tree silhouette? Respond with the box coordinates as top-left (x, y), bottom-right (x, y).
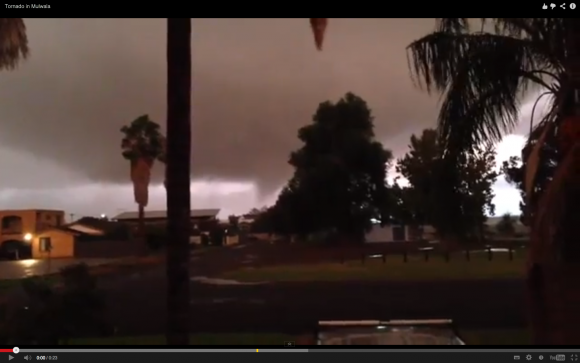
top-left (407, 18), bottom-right (580, 344)
top-left (271, 93), bottom-right (394, 243)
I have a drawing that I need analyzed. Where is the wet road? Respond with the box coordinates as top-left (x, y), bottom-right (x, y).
top-left (101, 267), bottom-right (526, 335)
top-left (0, 258), bottom-right (118, 279)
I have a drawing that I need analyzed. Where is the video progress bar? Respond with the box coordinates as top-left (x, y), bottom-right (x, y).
top-left (9, 351), bottom-right (580, 363)
top-left (16, 349), bottom-right (580, 352)
top-left (19, 349), bottom-right (305, 353)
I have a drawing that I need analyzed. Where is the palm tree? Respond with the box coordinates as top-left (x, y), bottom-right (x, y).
top-left (161, 18), bottom-right (324, 345)
top-left (406, 18), bottom-right (580, 344)
top-left (165, 18), bottom-right (191, 346)
top-left (120, 115), bottom-right (164, 254)
top-left (0, 18), bottom-right (29, 70)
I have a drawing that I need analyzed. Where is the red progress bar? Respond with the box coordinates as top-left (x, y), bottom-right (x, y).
top-left (0, 350), bottom-right (13, 353)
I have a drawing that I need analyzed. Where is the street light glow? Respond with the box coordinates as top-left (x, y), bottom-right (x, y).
top-left (23, 233), bottom-right (32, 241)
top-left (19, 259), bottom-right (37, 267)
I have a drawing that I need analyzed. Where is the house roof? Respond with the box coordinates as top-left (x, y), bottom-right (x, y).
top-left (37, 226), bottom-right (81, 235)
top-left (113, 209), bottom-right (220, 220)
top-left (63, 217), bottom-right (131, 238)
top-left (67, 217), bottom-right (118, 232)
top-left (66, 224), bottom-right (105, 236)
top-left (36, 218), bottom-right (130, 241)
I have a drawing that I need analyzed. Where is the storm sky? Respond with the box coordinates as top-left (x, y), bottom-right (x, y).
top-left (0, 19), bottom-right (543, 220)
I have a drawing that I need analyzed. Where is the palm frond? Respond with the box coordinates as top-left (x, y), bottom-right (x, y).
top-left (529, 91), bottom-right (555, 135)
top-left (435, 18), bottom-right (470, 33)
top-left (120, 115), bottom-right (163, 161)
top-left (408, 32), bottom-right (547, 94)
top-left (517, 89), bottom-right (562, 220)
top-left (0, 18), bottom-right (29, 70)
top-left (534, 142), bottom-right (580, 248)
top-left (493, 18), bottom-right (548, 40)
top-left (492, 19), bottom-right (565, 70)
top-left (525, 122), bottom-right (554, 205)
top-left (408, 31), bottom-right (558, 154)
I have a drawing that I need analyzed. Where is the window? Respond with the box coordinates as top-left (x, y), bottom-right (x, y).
top-left (39, 237), bottom-right (52, 252)
top-left (1, 216), bottom-right (23, 235)
top-left (45, 214), bottom-right (51, 221)
top-left (55, 215), bottom-right (62, 226)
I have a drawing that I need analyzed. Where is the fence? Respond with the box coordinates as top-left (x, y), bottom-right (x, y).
top-left (331, 240), bottom-right (528, 265)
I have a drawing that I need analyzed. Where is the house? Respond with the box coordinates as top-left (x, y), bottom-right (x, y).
top-left (189, 232), bottom-right (239, 246)
top-left (31, 218), bottom-right (136, 259)
top-left (485, 216), bottom-right (530, 236)
top-left (239, 215), bottom-right (256, 232)
top-left (33, 227), bottom-right (77, 259)
top-left (365, 224), bottom-right (436, 243)
top-left (113, 209), bottom-right (220, 231)
top-left (0, 209), bottom-right (66, 259)
top-left (188, 220), bottom-right (239, 246)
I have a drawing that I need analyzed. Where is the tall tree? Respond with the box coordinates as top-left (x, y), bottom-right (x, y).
top-left (496, 213), bottom-right (516, 236)
top-left (165, 18), bottom-right (191, 346)
top-left (249, 207), bottom-right (274, 234)
top-left (120, 115), bottom-right (164, 253)
top-left (396, 128), bottom-right (498, 244)
top-left (501, 126), bottom-right (562, 226)
top-left (271, 93), bottom-right (393, 243)
top-left (0, 19), bottom-right (28, 70)
top-left (406, 18), bottom-right (580, 344)
top-left (389, 180), bottom-right (415, 225)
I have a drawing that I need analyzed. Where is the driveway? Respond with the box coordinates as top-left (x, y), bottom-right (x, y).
top-left (0, 258), bottom-right (119, 280)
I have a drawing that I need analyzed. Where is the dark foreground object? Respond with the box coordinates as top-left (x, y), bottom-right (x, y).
top-left (316, 319), bottom-right (465, 345)
top-left (102, 270), bottom-right (526, 335)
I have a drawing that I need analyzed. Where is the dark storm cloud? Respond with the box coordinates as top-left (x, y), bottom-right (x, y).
top-left (0, 18), bottom-right (439, 195)
top-left (0, 182), bottom-right (258, 218)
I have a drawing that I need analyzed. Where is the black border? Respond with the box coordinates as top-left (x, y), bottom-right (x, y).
top-left (1, 4), bottom-right (575, 17)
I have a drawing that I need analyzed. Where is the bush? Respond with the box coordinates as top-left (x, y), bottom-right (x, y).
top-left (146, 232), bottom-right (166, 250)
top-left (0, 263), bottom-right (111, 345)
top-left (145, 225), bottom-right (168, 250)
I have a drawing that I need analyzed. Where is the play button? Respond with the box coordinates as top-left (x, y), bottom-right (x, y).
top-left (8, 356), bottom-right (13, 361)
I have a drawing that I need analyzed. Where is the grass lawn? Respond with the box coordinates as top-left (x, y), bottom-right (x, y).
top-left (0, 275), bottom-right (59, 292)
top-left (69, 329), bottom-right (530, 345)
top-left (220, 251), bottom-right (526, 282)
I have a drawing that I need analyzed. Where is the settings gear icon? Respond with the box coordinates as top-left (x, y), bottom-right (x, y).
top-left (527, 355), bottom-right (533, 361)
